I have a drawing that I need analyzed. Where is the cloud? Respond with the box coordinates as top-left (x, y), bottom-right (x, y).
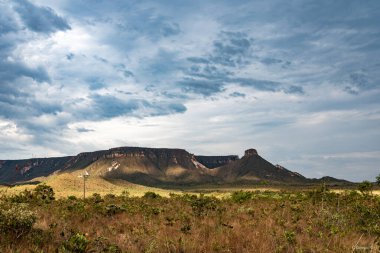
top-left (86, 77), bottom-right (107, 90)
top-left (13, 0), bottom-right (70, 33)
top-left (74, 94), bottom-right (187, 120)
top-left (229, 92), bottom-right (246, 98)
top-left (180, 78), bottom-right (225, 96)
top-left (344, 71), bottom-right (377, 95)
top-left (178, 31), bottom-right (304, 96)
top-left (0, 61), bottom-right (50, 83)
top-left (87, 94), bottom-right (140, 119)
top-left (210, 31), bottom-right (253, 67)
top-left (0, 3), bottom-right (19, 34)
top-left (0, 0), bottom-right (379, 182)
top-left (76, 127), bottom-right (94, 133)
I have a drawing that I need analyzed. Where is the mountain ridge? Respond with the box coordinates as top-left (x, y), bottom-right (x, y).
top-left (0, 146), bottom-right (350, 186)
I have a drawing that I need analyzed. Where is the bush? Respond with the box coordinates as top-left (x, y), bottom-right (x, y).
top-left (190, 195), bottom-right (219, 216)
top-left (358, 181), bottom-right (373, 195)
top-left (143, 191), bottom-right (161, 199)
top-left (0, 203), bottom-right (36, 239)
top-left (91, 193), bottom-right (104, 204)
top-left (284, 230), bottom-right (296, 244)
top-left (8, 189), bottom-right (35, 203)
top-left (67, 195), bottom-right (77, 201)
top-left (121, 190), bottom-right (130, 198)
top-left (34, 184), bottom-right (55, 203)
top-left (105, 204), bottom-right (125, 216)
top-left (104, 194), bottom-right (116, 200)
top-left (60, 233), bottom-right (89, 253)
top-left (231, 191), bottom-right (254, 203)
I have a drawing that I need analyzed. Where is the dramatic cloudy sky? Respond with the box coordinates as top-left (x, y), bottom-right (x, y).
top-left (0, 0), bottom-right (379, 181)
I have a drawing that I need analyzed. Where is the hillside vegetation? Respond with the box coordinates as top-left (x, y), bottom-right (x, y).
top-left (0, 184), bottom-right (379, 252)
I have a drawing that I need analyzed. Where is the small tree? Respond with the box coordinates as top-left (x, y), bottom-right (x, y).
top-left (358, 180), bottom-right (373, 195)
top-left (376, 173), bottom-right (380, 186)
top-left (34, 184), bottom-right (55, 203)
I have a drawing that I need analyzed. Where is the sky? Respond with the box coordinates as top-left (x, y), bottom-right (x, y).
top-left (0, 0), bottom-right (379, 182)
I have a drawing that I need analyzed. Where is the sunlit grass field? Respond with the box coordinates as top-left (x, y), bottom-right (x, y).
top-left (1, 173), bottom-right (379, 198)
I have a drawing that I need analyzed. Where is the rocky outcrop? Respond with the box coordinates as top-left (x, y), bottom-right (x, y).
top-left (244, 149), bottom-right (258, 157)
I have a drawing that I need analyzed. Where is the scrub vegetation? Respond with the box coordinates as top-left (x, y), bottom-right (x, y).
top-left (0, 184), bottom-right (379, 252)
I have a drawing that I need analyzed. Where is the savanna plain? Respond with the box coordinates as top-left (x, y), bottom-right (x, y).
top-left (0, 183), bottom-right (379, 253)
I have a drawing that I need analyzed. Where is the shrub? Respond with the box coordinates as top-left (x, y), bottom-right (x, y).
top-left (104, 194), bottom-right (116, 200)
top-left (60, 233), bottom-right (89, 253)
top-left (231, 191), bottom-right (254, 203)
top-left (105, 204), bottom-right (125, 216)
top-left (29, 228), bottom-right (53, 247)
top-left (67, 195), bottom-right (77, 201)
top-left (190, 195), bottom-right (218, 216)
top-left (0, 203), bottom-right (36, 239)
top-left (34, 184), bottom-right (55, 203)
top-left (180, 224), bottom-right (191, 234)
top-left (9, 189), bottom-right (35, 203)
top-left (143, 191), bottom-right (161, 199)
top-left (284, 230), bottom-right (296, 244)
top-left (91, 193), bottom-right (104, 204)
top-left (121, 190), bottom-right (130, 198)
top-left (67, 201), bottom-right (85, 213)
top-left (358, 181), bottom-right (373, 195)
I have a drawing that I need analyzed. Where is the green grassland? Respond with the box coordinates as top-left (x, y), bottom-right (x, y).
top-left (0, 177), bottom-right (379, 252)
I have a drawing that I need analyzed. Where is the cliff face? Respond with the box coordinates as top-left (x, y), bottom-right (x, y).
top-left (195, 155), bottom-right (239, 169)
top-left (100, 147), bottom-right (215, 185)
top-left (0, 157), bottom-right (73, 184)
top-left (0, 147), bottom-right (215, 185)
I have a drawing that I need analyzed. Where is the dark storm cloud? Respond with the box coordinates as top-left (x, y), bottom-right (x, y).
top-left (13, 0), bottom-right (70, 33)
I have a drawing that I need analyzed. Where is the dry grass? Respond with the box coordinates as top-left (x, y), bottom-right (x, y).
top-left (0, 184), bottom-right (379, 253)
top-left (2, 168), bottom-right (379, 198)
top-left (0, 171), bottom-right (181, 198)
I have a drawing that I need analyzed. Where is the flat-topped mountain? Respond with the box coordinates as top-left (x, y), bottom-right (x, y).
top-left (211, 149), bottom-right (307, 184)
top-left (0, 146), bottom-right (349, 186)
